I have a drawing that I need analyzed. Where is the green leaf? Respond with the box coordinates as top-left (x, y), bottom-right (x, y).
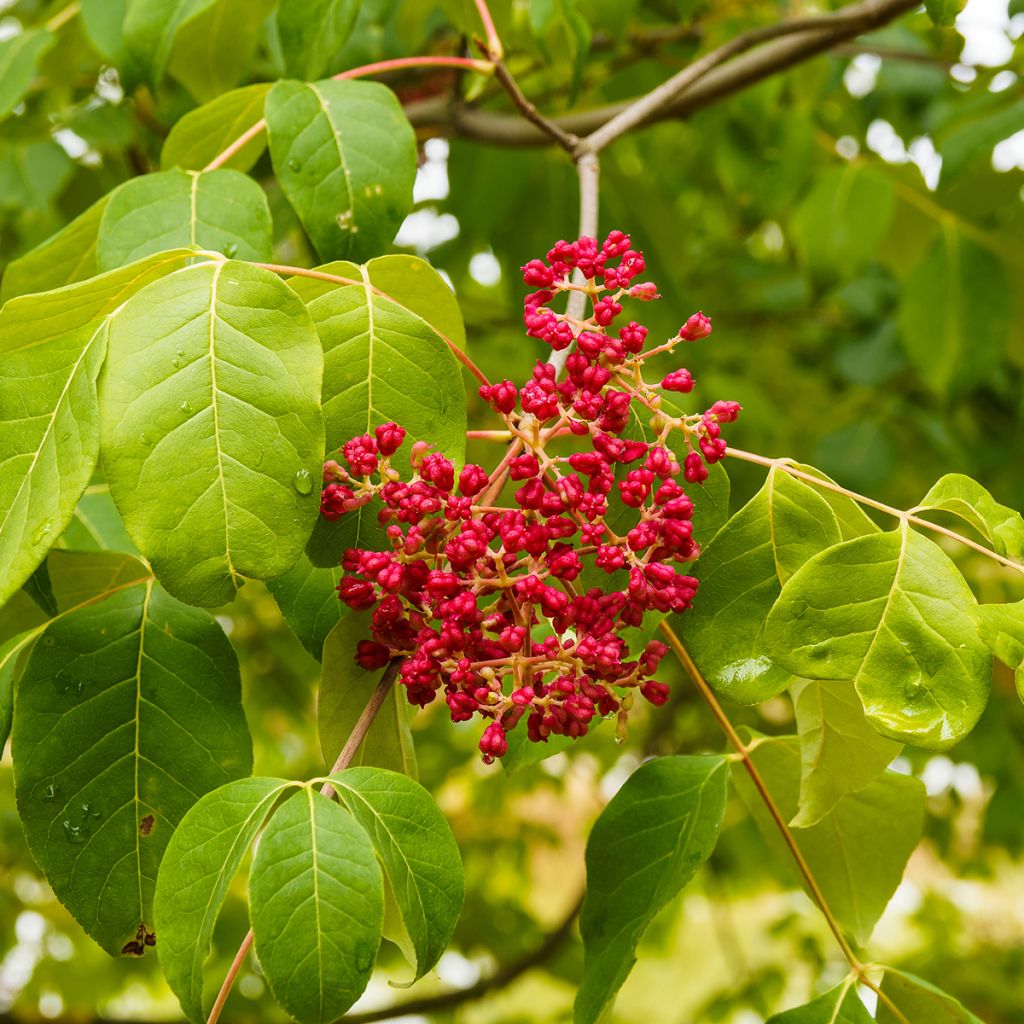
top-left (766, 522), bottom-right (992, 749)
top-left (97, 169), bottom-right (272, 272)
top-left (161, 84), bottom-right (270, 172)
top-left (278, 0), bottom-right (360, 80)
top-left (80, 0), bottom-right (128, 62)
top-left (23, 564), bottom-right (58, 617)
top-left (792, 165), bottom-right (894, 276)
top-left (304, 266), bottom-right (467, 567)
top-left (0, 250), bottom-right (193, 611)
top-left (1, 195), bottom-right (108, 303)
top-left (766, 981), bottom-right (873, 1023)
top-left (0, 139), bottom-right (73, 213)
top-left (681, 466), bottom-right (841, 705)
top-left (250, 787), bottom-right (384, 1024)
top-left (925, 0), bottom-right (966, 27)
top-left (60, 486), bottom-right (139, 554)
top-left (12, 580), bottom-right (252, 955)
top-left (167, 0), bottom-right (277, 101)
top-left (789, 679), bottom-right (901, 827)
top-left (787, 464), bottom-right (880, 540)
top-left (898, 227), bottom-right (1011, 397)
top-left (0, 630), bottom-right (35, 749)
top-left (940, 101), bottom-right (1024, 183)
top-left (734, 735), bottom-right (924, 944)
top-left (46, 549), bottom-right (152, 611)
top-left (288, 255), bottom-right (467, 351)
top-left (0, 29), bottom-right (55, 123)
top-left (914, 473), bottom-right (1024, 560)
top-left (877, 969), bottom-right (983, 1023)
top-left (329, 767), bottom-right (463, 978)
top-left (266, 79), bottom-right (416, 262)
top-left (99, 260), bottom-right (325, 607)
top-left (971, 600), bottom-right (1024, 702)
top-left (575, 755), bottom-right (728, 1024)
top-left (155, 777), bottom-right (295, 1023)
top-left (266, 555), bottom-right (345, 660)
top-left (122, 0), bottom-right (218, 87)
top-left (319, 615), bottom-right (417, 777)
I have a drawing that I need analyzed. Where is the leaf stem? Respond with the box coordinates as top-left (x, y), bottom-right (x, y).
top-left (207, 661), bottom-right (401, 1024)
top-left (473, 0), bottom-right (504, 61)
top-left (727, 447), bottom-right (1024, 576)
top-left (657, 621), bottom-right (910, 1024)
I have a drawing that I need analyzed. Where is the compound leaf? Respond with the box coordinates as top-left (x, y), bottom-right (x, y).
top-left (155, 777), bottom-right (295, 1023)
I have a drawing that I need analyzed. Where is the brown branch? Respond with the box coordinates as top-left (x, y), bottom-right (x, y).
top-left (492, 60), bottom-right (579, 152)
top-left (340, 891), bottom-right (584, 1023)
top-left (405, 0), bottom-right (919, 147)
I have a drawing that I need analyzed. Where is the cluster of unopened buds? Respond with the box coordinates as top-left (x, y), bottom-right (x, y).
top-left (320, 232), bottom-right (741, 762)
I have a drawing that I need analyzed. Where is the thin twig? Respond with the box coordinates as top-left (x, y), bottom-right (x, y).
top-left (727, 448), bottom-right (1024, 576)
top-left (493, 60), bottom-right (579, 152)
top-left (404, 0), bottom-right (918, 148)
top-left (658, 622), bottom-right (910, 1024)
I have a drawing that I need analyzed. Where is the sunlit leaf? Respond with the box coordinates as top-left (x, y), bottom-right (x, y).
top-left (914, 473), bottom-right (1024, 560)
top-left (161, 84), bottom-right (270, 172)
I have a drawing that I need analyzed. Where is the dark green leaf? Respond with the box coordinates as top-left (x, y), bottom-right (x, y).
top-left (122, 0), bottom-right (218, 87)
top-left (250, 787), bottom-right (384, 1024)
top-left (12, 581), bottom-right (253, 955)
top-left (99, 260), bottom-right (325, 606)
top-left (766, 523), bottom-right (992, 749)
top-left (155, 777), bottom-right (295, 1023)
top-left (0, 631), bottom-right (34, 749)
top-left (329, 767), bottom-right (464, 978)
top-left (22, 563), bottom-right (58, 617)
top-left (267, 555), bottom-right (345, 660)
top-left (898, 228), bottom-right (1011, 397)
top-left (925, 0), bottom-right (966, 27)
top-left (266, 79), bottom-right (416, 262)
top-left (575, 755), bottom-right (728, 1024)
top-left (278, 0), bottom-right (360, 80)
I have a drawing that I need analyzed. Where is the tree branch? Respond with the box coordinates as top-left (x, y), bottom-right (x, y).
top-left (405, 0), bottom-right (919, 147)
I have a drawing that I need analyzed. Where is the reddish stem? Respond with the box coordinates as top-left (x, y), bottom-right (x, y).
top-left (336, 56), bottom-right (493, 79)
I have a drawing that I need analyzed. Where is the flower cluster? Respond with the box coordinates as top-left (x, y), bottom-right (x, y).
top-left (321, 233), bottom-right (740, 762)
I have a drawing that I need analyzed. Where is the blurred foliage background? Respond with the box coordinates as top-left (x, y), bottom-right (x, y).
top-left (0, 0), bottom-right (1023, 1021)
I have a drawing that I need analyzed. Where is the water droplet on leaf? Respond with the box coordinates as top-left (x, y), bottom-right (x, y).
top-left (42, 782), bottom-right (58, 801)
top-left (179, 401), bottom-right (191, 414)
top-left (62, 821), bottom-right (84, 844)
top-left (288, 158), bottom-right (301, 171)
top-left (31, 521), bottom-right (52, 544)
top-left (292, 468), bottom-right (314, 495)
top-left (223, 242), bottom-right (237, 258)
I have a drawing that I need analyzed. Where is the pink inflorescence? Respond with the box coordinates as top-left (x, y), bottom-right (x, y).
top-left (321, 232), bottom-right (741, 763)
